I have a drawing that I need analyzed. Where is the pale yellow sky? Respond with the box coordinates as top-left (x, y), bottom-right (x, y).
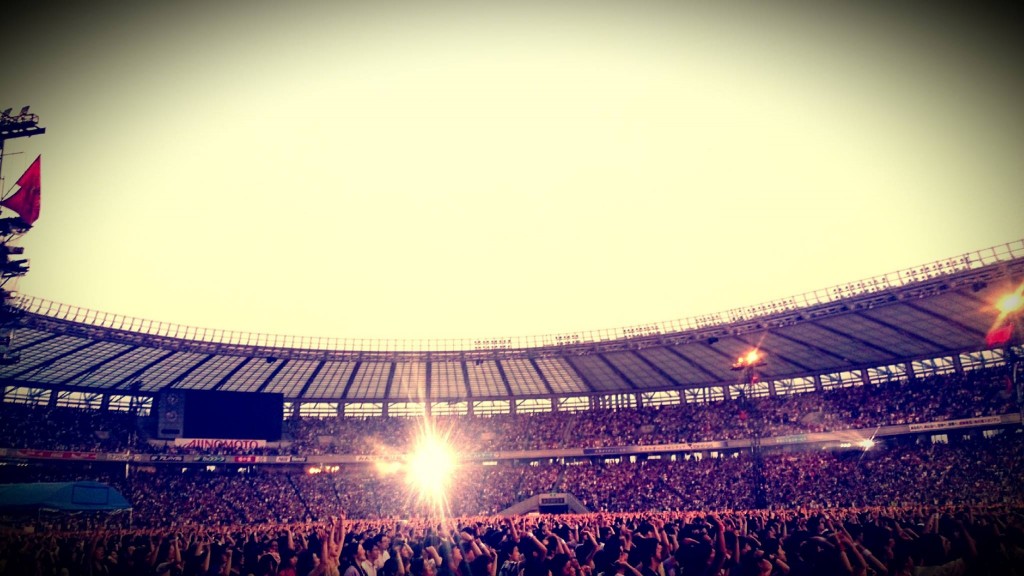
top-left (3, 1), bottom-right (1023, 341)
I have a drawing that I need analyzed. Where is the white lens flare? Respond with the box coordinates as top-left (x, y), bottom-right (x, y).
top-left (404, 422), bottom-right (458, 517)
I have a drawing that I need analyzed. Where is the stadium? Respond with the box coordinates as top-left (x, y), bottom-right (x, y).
top-left (5, 3), bottom-right (1024, 574)
top-left (3, 169), bottom-right (1024, 571)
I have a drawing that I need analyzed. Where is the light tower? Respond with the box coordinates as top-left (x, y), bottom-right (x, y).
top-left (731, 348), bottom-right (767, 508)
top-left (0, 105), bottom-right (45, 365)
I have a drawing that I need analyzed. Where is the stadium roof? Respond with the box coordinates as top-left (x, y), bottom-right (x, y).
top-left (2, 241), bottom-right (1022, 403)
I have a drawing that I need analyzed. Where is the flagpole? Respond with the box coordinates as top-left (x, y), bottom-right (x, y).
top-left (0, 134), bottom-right (6, 204)
top-left (0, 152), bottom-right (25, 200)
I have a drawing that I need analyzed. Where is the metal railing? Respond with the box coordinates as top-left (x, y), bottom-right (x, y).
top-left (11, 239), bottom-right (1023, 352)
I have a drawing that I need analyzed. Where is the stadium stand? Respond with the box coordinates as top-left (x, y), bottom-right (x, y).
top-left (1, 242), bottom-right (1024, 575)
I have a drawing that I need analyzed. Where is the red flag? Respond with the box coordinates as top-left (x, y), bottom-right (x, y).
top-left (1, 155), bottom-right (41, 225)
top-left (986, 323), bottom-right (1014, 348)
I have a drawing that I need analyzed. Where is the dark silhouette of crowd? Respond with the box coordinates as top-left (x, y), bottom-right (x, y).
top-left (2, 365), bottom-right (1024, 574)
top-left (3, 495), bottom-right (1024, 574)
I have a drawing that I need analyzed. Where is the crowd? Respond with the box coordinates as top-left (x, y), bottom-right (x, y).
top-left (0, 367), bottom-right (1017, 457)
top-left (2, 499), bottom-right (1024, 575)
top-left (0, 403), bottom-right (136, 453)
top-left (2, 366), bottom-right (1024, 574)
top-left (3, 432), bottom-right (1023, 528)
top-left (285, 367), bottom-right (1017, 455)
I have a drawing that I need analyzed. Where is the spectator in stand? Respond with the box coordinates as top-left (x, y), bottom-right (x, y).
top-left (2, 367), bottom-right (1017, 457)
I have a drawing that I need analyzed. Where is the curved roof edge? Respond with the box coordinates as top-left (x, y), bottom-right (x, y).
top-left (10, 239), bottom-right (1024, 357)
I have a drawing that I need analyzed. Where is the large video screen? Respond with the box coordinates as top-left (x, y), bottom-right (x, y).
top-left (179, 390), bottom-right (284, 441)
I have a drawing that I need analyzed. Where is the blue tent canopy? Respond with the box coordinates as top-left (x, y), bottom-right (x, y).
top-left (0, 481), bottom-right (131, 512)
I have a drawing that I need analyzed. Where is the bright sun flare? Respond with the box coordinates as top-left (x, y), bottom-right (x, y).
top-left (405, 424), bottom-right (458, 513)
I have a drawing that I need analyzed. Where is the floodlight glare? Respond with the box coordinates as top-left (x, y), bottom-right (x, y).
top-left (731, 348), bottom-right (766, 370)
top-left (996, 291), bottom-right (1024, 316)
top-left (987, 282), bottom-right (1024, 347)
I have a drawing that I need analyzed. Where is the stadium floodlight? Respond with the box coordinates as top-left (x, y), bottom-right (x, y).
top-left (0, 218), bottom-right (31, 236)
top-left (731, 349), bottom-right (766, 371)
top-left (0, 258), bottom-right (28, 278)
top-left (987, 281), bottom-right (1024, 348)
top-left (0, 104), bottom-right (44, 142)
top-left (988, 281), bottom-right (1024, 422)
top-left (996, 289), bottom-right (1023, 316)
top-left (0, 244), bottom-right (28, 277)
